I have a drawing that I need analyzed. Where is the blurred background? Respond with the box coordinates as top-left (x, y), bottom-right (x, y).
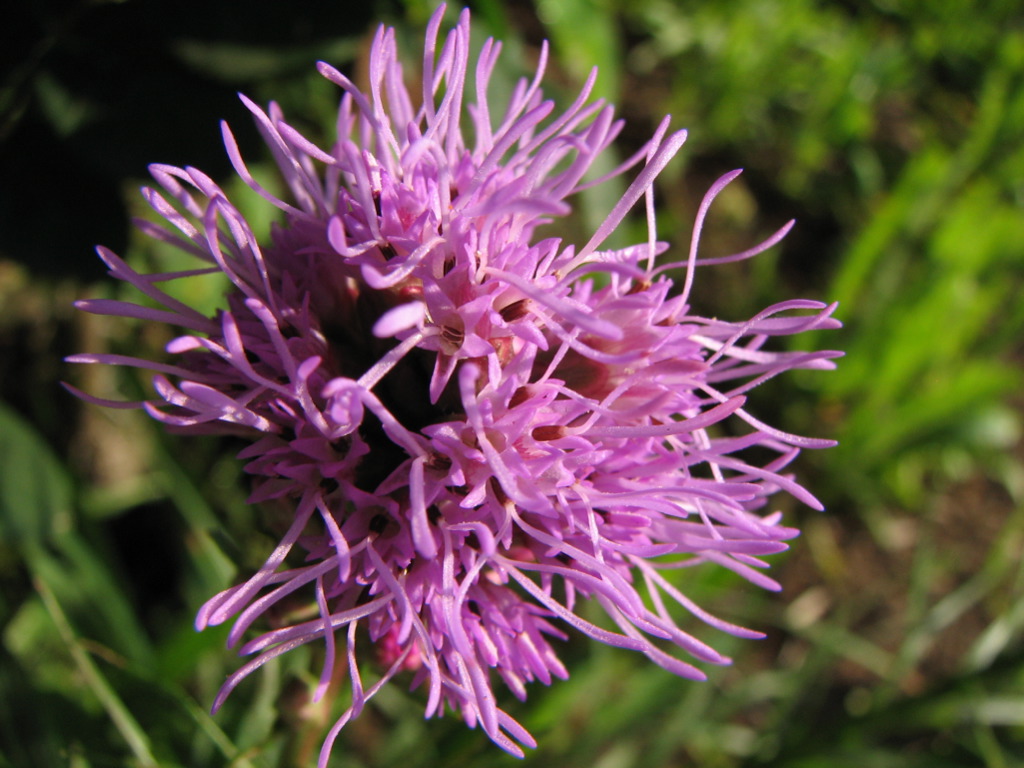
top-left (2, 0), bottom-right (1023, 766)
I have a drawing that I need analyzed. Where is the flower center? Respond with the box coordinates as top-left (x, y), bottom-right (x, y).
top-left (316, 278), bottom-right (463, 491)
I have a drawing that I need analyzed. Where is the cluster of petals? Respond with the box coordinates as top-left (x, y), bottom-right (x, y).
top-left (70, 5), bottom-right (840, 763)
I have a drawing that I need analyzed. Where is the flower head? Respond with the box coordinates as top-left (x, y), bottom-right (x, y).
top-left (70, 5), bottom-right (840, 763)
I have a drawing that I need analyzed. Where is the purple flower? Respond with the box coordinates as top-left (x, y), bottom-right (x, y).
top-left (70, 5), bottom-right (840, 763)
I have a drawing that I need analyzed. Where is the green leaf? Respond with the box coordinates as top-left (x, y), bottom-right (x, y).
top-left (0, 400), bottom-right (73, 546)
